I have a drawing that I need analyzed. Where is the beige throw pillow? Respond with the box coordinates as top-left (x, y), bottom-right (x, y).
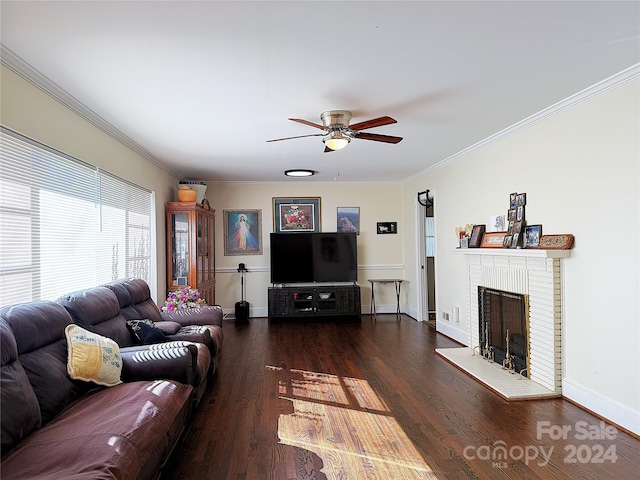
top-left (65, 324), bottom-right (122, 387)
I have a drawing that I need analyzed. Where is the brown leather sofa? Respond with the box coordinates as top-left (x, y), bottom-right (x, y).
top-left (0, 301), bottom-right (193, 480)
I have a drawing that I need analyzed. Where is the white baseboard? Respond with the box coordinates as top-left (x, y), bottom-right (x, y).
top-left (562, 378), bottom-right (640, 436)
top-left (436, 321), bottom-right (468, 345)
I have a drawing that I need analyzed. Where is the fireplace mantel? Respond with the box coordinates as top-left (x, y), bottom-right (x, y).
top-left (453, 248), bottom-right (571, 259)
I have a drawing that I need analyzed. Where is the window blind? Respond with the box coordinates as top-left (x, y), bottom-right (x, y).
top-left (0, 127), bottom-right (154, 307)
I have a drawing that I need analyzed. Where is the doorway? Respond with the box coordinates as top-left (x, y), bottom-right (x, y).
top-left (416, 191), bottom-right (436, 327)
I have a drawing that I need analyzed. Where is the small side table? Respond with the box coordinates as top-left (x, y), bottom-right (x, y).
top-left (368, 279), bottom-right (403, 320)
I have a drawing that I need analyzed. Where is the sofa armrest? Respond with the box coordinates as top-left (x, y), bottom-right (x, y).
top-left (120, 344), bottom-right (197, 385)
top-left (160, 305), bottom-right (223, 328)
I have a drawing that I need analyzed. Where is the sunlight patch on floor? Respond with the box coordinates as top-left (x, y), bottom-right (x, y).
top-left (269, 367), bottom-right (438, 479)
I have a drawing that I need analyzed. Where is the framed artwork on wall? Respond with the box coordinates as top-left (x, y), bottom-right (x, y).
top-left (223, 209), bottom-right (262, 255)
top-left (337, 207), bottom-right (360, 233)
top-left (376, 222), bottom-right (397, 234)
top-left (273, 197), bottom-right (321, 233)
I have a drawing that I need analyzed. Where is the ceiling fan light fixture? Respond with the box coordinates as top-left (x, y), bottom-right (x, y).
top-left (323, 131), bottom-right (351, 151)
top-left (284, 169), bottom-right (315, 177)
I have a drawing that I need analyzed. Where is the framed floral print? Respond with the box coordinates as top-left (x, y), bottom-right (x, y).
top-left (273, 197), bottom-right (321, 233)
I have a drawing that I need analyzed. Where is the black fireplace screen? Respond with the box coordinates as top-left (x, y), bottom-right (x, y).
top-left (478, 287), bottom-right (529, 376)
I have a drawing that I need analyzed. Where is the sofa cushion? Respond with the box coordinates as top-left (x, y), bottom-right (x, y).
top-left (154, 321), bottom-right (181, 335)
top-left (126, 319), bottom-right (167, 345)
top-left (57, 287), bottom-right (134, 347)
top-left (0, 380), bottom-right (193, 480)
top-left (0, 318), bottom-right (42, 453)
top-left (65, 325), bottom-right (122, 387)
top-left (0, 301), bottom-right (88, 426)
top-left (120, 278), bottom-right (164, 322)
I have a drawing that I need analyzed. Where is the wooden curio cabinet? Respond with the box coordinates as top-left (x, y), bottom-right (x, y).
top-left (166, 200), bottom-right (215, 304)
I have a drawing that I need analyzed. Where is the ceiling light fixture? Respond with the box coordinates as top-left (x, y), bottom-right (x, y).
top-left (284, 169), bottom-right (315, 177)
top-left (323, 131), bottom-right (351, 151)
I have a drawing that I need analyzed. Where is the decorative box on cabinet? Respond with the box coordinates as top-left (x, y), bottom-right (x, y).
top-left (268, 284), bottom-right (361, 321)
top-left (166, 200), bottom-right (215, 304)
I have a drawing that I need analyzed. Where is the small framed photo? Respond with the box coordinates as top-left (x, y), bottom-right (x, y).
top-left (524, 225), bottom-right (542, 248)
top-left (273, 197), bottom-right (320, 233)
top-left (223, 209), bottom-right (263, 256)
top-left (469, 224), bottom-right (486, 248)
top-left (510, 192), bottom-right (517, 209)
top-left (503, 234), bottom-right (512, 248)
top-left (515, 193), bottom-right (527, 206)
top-left (377, 222), bottom-right (397, 234)
top-left (513, 220), bottom-right (524, 234)
top-left (516, 205), bottom-right (525, 221)
top-left (508, 220), bottom-right (515, 235)
top-left (337, 207), bottom-right (360, 234)
top-left (480, 231), bottom-right (507, 248)
top-left (511, 233), bottom-right (520, 248)
top-left (507, 208), bottom-right (517, 222)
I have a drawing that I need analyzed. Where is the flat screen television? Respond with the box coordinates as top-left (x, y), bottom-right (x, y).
top-left (270, 232), bottom-right (357, 283)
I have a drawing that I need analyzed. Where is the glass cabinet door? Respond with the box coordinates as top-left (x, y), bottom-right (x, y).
top-left (171, 212), bottom-right (190, 286)
top-left (206, 213), bottom-right (214, 281)
top-left (197, 214), bottom-right (203, 284)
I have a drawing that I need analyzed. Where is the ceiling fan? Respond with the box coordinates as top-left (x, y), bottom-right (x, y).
top-left (267, 110), bottom-right (403, 152)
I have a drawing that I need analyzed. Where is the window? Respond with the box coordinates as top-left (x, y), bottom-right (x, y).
top-left (0, 127), bottom-right (154, 306)
top-left (425, 217), bottom-right (435, 257)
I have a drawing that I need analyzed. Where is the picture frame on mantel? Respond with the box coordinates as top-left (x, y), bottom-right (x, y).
top-left (539, 234), bottom-right (574, 249)
top-left (480, 231), bottom-right (507, 248)
top-left (524, 225), bottom-right (542, 248)
top-left (469, 224), bottom-right (485, 248)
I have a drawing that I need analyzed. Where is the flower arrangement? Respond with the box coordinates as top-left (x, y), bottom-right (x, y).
top-left (161, 287), bottom-right (207, 312)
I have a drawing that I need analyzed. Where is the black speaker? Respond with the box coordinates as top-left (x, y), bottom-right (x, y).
top-left (235, 300), bottom-right (249, 322)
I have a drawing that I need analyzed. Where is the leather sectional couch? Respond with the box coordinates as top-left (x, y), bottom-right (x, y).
top-left (0, 279), bottom-right (223, 479)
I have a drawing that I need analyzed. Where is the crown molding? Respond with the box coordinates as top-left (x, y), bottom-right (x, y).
top-left (408, 63), bottom-right (640, 180)
top-left (0, 45), bottom-right (183, 179)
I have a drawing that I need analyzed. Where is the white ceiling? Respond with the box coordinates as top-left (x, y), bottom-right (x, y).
top-left (1, 1), bottom-right (639, 182)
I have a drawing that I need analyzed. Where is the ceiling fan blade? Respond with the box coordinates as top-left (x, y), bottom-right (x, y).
top-left (354, 132), bottom-right (403, 144)
top-left (289, 118), bottom-right (325, 130)
top-left (266, 133), bottom-right (325, 142)
top-left (349, 116), bottom-right (397, 131)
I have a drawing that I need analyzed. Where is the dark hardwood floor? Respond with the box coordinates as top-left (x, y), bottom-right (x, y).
top-left (164, 315), bottom-right (640, 479)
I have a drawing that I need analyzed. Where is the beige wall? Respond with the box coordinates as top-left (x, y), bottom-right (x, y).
top-left (207, 182), bottom-right (404, 315)
top-left (0, 65), bottom-right (179, 300)
top-left (402, 78), bottom-right (639, 434)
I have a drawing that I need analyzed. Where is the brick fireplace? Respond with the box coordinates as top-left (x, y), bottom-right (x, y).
top-left (437, 248), bottom-right (570, 399)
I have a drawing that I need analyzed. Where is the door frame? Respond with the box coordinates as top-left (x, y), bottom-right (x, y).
top-left (415, 196), bottom-right (428, 322)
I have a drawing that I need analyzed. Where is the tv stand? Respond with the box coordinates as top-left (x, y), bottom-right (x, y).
top-left (268, 283), bottom-right (361, 321)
